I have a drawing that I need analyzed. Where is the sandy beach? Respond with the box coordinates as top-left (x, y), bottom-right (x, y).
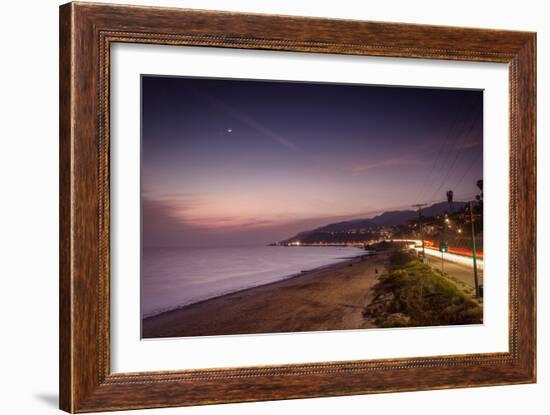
top-left (142, 252), bottom-right (388, 338)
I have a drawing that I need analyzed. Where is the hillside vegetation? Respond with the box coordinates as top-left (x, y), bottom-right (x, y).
top-left (364, 250), bottom-right (482, 328)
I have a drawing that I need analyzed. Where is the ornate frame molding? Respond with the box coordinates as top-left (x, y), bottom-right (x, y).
top-left (60, 2), bottom-right (536, 412)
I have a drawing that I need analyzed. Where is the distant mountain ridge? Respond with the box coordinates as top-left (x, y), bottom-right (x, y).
top-left (279, 201), bottom-right (466, 245)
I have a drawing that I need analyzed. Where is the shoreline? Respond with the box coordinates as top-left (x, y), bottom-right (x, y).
top-left (142, 252), bottom-right (371, 319)
top-left (142, 252), bottom-right (388, 338)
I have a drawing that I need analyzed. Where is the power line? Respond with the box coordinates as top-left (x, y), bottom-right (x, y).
top-left (425, 106), bottom-right (481, 203)
top-left (415, 102), bottom-right (470, 204)
top-left (418, 104), bottom-right (474, 205)
top-left (451, 151), bottom-right (483, 192)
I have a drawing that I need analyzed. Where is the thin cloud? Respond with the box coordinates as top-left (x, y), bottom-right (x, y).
top-left (421, 137), bottom-right (481, 153)
top-left (144, 194), bottom-right (277, 231)
top-left (348, 158), bottom-right (423, 174)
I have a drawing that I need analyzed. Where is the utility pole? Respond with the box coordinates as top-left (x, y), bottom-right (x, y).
top-left (469, 201), bottom-right (480, 298)
top-left (412, 203), bottom-right (427, 263)
top-left (444, 190), bottom-right (454, 272)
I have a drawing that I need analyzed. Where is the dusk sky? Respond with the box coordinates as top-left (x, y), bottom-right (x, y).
top-left (142, 76), bottom-right (483, 248)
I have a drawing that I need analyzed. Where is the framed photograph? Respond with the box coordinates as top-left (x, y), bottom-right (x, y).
top-left (59, 2), bottom-right (536, 412)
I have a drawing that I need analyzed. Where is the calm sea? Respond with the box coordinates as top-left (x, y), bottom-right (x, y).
top-left (141, 246), bottom-right (365, 317)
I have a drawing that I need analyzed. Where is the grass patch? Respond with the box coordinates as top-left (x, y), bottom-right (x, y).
top-left (364, 250), bottom-right (482, 328)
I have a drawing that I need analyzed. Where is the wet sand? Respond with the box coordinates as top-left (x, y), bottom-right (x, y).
top-left (142, 253), bottom-right (388, 338)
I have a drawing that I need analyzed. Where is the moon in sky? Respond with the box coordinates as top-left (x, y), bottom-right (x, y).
top-left (226, 128), bottom-right (233, 133)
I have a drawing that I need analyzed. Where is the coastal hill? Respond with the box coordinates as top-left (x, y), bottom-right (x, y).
top-left (277, 201), bottom-right (467, 245)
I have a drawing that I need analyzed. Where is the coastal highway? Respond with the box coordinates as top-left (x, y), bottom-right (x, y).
top-left (424, 252), bottom-right (483, 290)
top-left (385, 240), bottom-right (483, 292)
top-left (392, 240), bottom-right (483, 271)
top-left (396, 241), bottom-right (483, 291)
top-left (416, 245), bottom-right (483, 290)
top-left (421, 246), bottom-right (483, 269)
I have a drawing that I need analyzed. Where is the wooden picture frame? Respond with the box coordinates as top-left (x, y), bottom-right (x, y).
top-left (59, 2), bottom-right (536, 412)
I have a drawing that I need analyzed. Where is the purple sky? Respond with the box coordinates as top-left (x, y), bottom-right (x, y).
top-left (142, 76), bottom-right (483, 248)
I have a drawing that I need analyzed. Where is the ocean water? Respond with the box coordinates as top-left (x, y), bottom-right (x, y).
top-left (142, 246), bottom-right (365, 317)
